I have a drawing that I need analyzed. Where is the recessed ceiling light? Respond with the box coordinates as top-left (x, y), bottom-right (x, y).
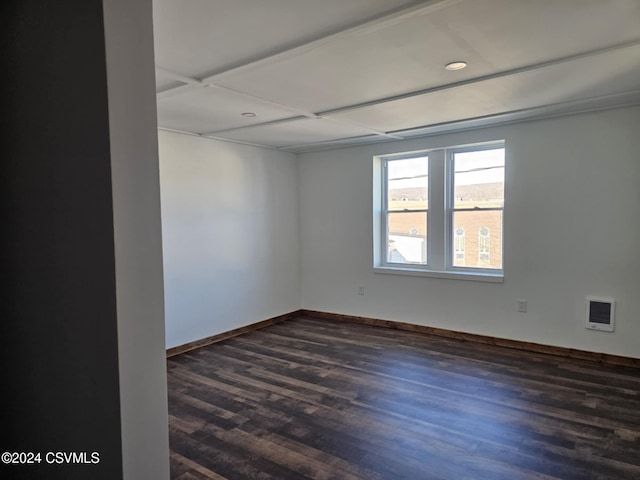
top-left (444, 61), bottom-right (467, 71)
top-left (241, 112), bottom-right (256, 117)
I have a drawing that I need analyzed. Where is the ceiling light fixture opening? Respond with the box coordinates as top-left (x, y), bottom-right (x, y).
top-left (444, 61), bottom-right (467, 71)
top-left (241, 112), bottom-right (256, 117)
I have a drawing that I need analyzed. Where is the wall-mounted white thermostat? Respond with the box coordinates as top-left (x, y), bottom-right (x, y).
top-left (585, 296), bottom-right (615, 332)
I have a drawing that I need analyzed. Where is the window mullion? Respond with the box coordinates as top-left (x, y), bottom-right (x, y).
top-left (381, 159), bottom-right (389, 266)
top-left (429, 150), bottom-right (446, 270)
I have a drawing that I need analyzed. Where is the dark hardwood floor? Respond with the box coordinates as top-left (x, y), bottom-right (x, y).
top-left (167, 315), bottom-right (640, 480)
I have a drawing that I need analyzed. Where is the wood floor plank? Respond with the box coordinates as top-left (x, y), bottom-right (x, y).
top-left (171, 451), bottom-right (229, 480)
top-left (168, 316), bottom-right (640, 479)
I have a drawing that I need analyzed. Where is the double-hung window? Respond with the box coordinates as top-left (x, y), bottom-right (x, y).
top-left (382, 154), bottom-right (429, 266)
top-left (375, 141), bottom-right (505, 281)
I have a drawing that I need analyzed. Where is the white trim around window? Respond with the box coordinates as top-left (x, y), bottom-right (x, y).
top-left (373, 140), bottom-right (505, 282)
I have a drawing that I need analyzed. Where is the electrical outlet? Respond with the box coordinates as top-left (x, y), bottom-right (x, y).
top-left (358, 285), bottom-right (365, 295)
top-left (517, 299), bottom-right (527, 313)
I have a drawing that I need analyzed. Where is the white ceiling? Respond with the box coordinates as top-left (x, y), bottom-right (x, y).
top-left (153, 0), bottom-right (640, 152)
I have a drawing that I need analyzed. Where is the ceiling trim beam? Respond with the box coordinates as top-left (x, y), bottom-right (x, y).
top-left (161, 89), bottom-right (640, 153)
top-left (199, 115), bottom-right (402, 140)
top-left (201, 116), bottom-right (308, 136)
top-left (157, 126), bottom-right (201, 137)
top-left (318, 38), bottom-right (640, 117)
top-left (159, 37), bottom-right (640, 138)
top-left (320, 116), bottom-right (403, 140)
top-left (157, 0), bottom-right (461, 97)
top-left (155, 67), bottom-right (204, 99)
top-left (201, 0), bottom-right (461, 82)
top-left (156, 67), bottom-right (321, 119)
top-left (389, 89), bottom-right (640, 137)
top-left (199, 133), bottom-right (283, 151)
top-left (156, 83), bottom-right (201, 100)
top-left (156, 67), bottom-right (205, 99)
top-left (157, 126), bottom-right (283, 151)
top-left (209, 84), bottom-right (319, 119)
top-left (155, 67), bottom-right (201, 86)
top-left (278, 134), bottom-right (386, 151)
top-left (286, 90), bottom-right (640, 153)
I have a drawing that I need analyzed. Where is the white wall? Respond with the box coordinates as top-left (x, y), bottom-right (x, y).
top-left (159, 131), bottom-right (301, 349)
top-left (299, 106), bottom-right (640, 358)
top-left (103, 0), bottom-right (170, 478)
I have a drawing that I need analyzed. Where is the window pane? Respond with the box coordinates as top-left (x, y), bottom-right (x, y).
top-left (387, 211), bottom-right (427, 265)
top-left (452, 211), bottom-right (502, 269)
top-left (388, 156), bottom-right (428, 211)
top-left (453, 148), bottom-right (504, 209)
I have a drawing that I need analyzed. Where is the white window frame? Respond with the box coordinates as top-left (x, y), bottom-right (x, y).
top-left (445, 144), bottom-right (505, 276)
top-left (373, 141), bottom-right (505, 283)
top-left (380, 152), bottom-right (430, 269)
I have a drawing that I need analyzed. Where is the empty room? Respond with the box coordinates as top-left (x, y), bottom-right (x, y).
top-left (3, 1), bottom-right (640, 480)
top-left (155, 1), bottom-right (640, 479)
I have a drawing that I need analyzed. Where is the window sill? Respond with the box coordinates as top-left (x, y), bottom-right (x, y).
top-left (373, 266), bottom-right (504, 283)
